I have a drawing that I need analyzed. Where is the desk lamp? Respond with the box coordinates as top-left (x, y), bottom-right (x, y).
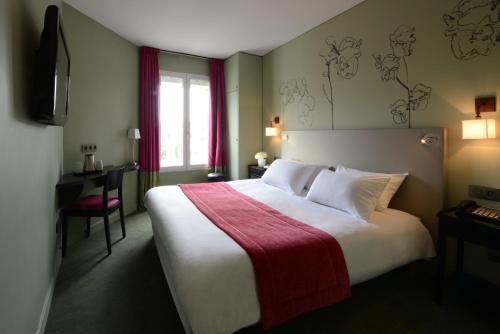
top-left (127, 128), bottom-right (141, 165)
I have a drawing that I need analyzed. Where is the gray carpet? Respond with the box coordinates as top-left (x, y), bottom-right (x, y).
top-left (45, 212), bottom-right (500, 334)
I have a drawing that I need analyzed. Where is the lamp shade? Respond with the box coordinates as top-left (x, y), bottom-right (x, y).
top-left (265, 127), bottom-right (278, 137)
top-left (127, 128), bottom-right (141, 140)
top-left (462, 119), bottom-right (496, 139)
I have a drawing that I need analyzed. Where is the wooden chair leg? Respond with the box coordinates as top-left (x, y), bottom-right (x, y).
top-left (62, 213), bottom-right (68, 257)
top-left (85, 217), bottom-right (91, 238)
top-left (103, 213), bottom-right (112, 255)
top-left (119, 203), bottom-right (126, 238)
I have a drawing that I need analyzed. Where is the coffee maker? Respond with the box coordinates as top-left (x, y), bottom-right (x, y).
top-left (83, 153), bottom-right (96, 172)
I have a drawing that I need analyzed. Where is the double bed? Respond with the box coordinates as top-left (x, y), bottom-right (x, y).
top-left (145, 128), bottom-right (447, 334)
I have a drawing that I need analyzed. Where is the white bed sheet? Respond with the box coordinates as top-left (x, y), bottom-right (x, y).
top-left (145, 179), bottom-right (435, 334)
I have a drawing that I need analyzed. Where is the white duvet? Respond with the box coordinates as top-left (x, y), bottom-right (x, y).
top-left (145, 179), bottom-right (435, 334)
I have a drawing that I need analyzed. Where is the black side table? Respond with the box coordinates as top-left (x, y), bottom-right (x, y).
top-left (248, 165), bottom-right (266, 179)
top-left (436, 209), bottom-right (500, 303)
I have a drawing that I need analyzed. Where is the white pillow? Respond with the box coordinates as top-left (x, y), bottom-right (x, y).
top-left (304, 164), bottom-right (328, 189)
top-left (335, 165), bottom-right (408, 211)
top-left (306, 169), bottom-right (390, 221)
top-left (261, 159), bottom-right (317, 195)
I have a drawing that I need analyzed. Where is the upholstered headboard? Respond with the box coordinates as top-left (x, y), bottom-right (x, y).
top-left (281, 128), bottom-right (447, 240)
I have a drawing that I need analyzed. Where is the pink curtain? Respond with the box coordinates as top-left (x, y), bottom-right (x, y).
top-left (139, 47), bottom-right (160, 207)
top-left (208, 58), bottom-right (227, 174)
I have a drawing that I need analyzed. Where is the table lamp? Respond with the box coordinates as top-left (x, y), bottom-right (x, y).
top-left (127, 128), bottom-right (141, 165)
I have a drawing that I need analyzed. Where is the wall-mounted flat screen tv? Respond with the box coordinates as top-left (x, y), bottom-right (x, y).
top-left (31, 5), bottom-right (70, 126)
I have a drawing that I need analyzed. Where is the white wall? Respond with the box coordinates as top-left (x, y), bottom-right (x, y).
top-left (0, 1), bottom-right (63, 333)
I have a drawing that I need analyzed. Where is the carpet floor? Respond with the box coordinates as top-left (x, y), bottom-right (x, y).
top-left (45, 211), bottom-right (500, 334)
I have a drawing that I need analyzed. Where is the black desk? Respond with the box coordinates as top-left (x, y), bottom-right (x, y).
top-left (56, 164), bottom-right (138, 208)
top-left (436, 209), bottom-right (500, 303)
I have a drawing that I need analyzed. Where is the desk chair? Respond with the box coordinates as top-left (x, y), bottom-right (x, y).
top-left (62, 168), bottom-right (126, 256)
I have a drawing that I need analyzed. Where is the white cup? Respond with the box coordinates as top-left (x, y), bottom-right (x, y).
top-left (95, 160), bottom-right (104, 171)
top-left (73, 161), bottom-right (83, 173)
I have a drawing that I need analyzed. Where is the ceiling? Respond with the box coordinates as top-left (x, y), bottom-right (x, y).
top-left (63, 0), bottom-right (366, 59)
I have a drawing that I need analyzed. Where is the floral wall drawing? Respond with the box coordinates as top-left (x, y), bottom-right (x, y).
top-left (279, 78), bottom-right (316, 128)
top-left (320, 36), bottom-right (362, 129)
top-left (443, 0), bottom-right (499, 60)
top-left (373, 25), bottom-right (432, 128)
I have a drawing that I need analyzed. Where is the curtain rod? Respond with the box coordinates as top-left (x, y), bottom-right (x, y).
top-left (159, 49), bottom-right (208, 60)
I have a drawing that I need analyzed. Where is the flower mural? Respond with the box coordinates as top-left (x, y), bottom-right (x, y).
top-left (390, 25), bottom-right (416, 57)
top-left (390, 99), bottom-right (408, 125)
top-left (320, 36), bottom-right (362, 129)
top-left (373, 25), bottom-right (432, 128)
top-left (410, 84), bottom-right (432, 111)
top-left (279, 78), bottom-right (316, 128)
top-left (374, 54), bottom-right (400, 82)
top-left (443, 0), bottom-right (499, 60)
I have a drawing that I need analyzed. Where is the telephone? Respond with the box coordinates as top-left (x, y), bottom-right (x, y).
top-left (455, 200), bottom-right (500, 224)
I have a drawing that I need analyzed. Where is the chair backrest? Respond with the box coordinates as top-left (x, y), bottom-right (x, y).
top-left (106, 168), bottom-right (124, 191)
top-left (101, 168), bottom-right (125, 208)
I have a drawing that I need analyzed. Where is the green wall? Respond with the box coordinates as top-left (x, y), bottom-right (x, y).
top-left (159, 52), bottom-right (209, 76)
top-left (61, 3), bottom-right (139, 242)
top-left (0, 1), bottom-right (63, 333)
top-left (225, 53), bottom-right (241, 180)
top-left (263, 0), bottom-right (500, 282)
top-left (225, 53), bottom-right (263, 180)
top-left (238, 53), bottom-right (263, 179)
top-left (62, 11), bottom-right (210, 195)
top-left (159, 169), bottom-right (209, 185)
top-left (158, 52), bottom-right (210, 185)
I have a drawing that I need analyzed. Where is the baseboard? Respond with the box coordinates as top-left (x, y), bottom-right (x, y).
top-left (35, 251), bottom-right (61, 334)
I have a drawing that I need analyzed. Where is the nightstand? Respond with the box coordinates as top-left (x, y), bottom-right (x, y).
top-left (248, 165), bottom-right (267, 179)
top-left (436, 209), bottom-right (500, 303)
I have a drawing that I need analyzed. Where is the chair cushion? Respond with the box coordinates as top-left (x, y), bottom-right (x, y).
top-left (65, 195), bottom-right (120, 211)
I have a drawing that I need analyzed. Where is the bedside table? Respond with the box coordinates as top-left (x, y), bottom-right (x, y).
top-left (436, 209), bottom-right (500, 303)
top-left (248, 165), bottom-right (267, 179)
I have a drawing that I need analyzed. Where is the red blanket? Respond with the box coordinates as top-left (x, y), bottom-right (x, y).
top-left (179, 182), bottom-right (351, 329)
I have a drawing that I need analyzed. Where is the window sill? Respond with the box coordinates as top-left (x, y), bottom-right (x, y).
top-left (160, 166), bottom-right (209, 173)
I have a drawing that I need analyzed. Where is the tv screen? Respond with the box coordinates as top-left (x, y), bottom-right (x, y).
top-left (31, 5), bottom-right (70, 126)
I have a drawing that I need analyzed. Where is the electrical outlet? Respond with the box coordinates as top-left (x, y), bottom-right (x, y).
top-left (469, 185), bottom-right (500, 202)
top-left (81, 144), bottom-right (98, 153)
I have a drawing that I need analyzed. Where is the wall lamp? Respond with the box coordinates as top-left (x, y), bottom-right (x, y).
top-left (265, 116), bottom-right (280, 137)
top-left (462, 96), bottom-right (496, 139)
top-left (420, 134), bottom-right (440, 146)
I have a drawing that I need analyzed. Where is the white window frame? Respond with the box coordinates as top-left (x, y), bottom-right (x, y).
top-left (159, 70), bottom-right (209, 172)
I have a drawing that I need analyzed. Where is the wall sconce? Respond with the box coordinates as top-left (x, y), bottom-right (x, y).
top-left (265, 116), bottom-right (280, 137)
top-left (462, 119), bottom-right (496, 139)
top-left (462, 96), bottom-right (496, 139)
top-left (420, 134), bottom-right (439, 146)
top-left (282, 134), bottom-right (289, 141)
top-left (265, 127), bottom-right (278, 136)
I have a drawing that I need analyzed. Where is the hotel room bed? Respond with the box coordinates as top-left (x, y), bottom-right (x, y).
top-left (145, 178), bottom-right (435, 334)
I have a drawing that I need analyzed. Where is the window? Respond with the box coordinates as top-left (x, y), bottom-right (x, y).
top-left (159, 71), bottom-right (210, 170)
